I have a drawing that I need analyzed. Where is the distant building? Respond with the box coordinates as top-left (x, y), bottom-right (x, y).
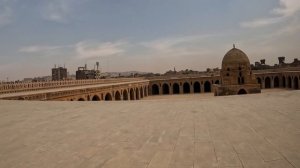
top-left (252, 56), bottom-right (300, 70)
top-left (76, 63), bottom-right (101, 80)
top-left (52, 66), bottom-right (67, 81)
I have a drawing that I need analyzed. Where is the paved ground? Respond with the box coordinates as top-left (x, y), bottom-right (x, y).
top-left (0, 90), bottom-right (300, 168)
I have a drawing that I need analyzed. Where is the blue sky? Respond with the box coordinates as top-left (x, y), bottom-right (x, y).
top-left (0, 0), bottom-right (300, 80)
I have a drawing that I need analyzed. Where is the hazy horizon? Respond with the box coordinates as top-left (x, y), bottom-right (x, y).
top-left (1, 0), bottom-right (300, 81)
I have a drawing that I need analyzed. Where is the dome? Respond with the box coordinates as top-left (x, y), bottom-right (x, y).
top-left (222, 47), bottom-right (250, 66)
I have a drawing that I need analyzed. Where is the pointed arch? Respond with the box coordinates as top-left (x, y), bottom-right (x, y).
top-left (130, 88), bottom-right (135, 100)
top-left (78, 98), bottom-right (85, 101)
top-left (274, 76), bottom-right (279, 88)
top-left (294, 76), bottom-right (299, 89)
top-left (92, 95), bottom-right (100, 101)
top-left (265, 77), bottom-right (271, 88)
top-left (140, 87), bottom-right (144, 98)
top-left (115, 91), bottom-right (121, 101)
top-left (288, 76), bottom-right (292, 88)
top-left (237, 89), bottom-right (247, 95)
top-left (204, 81), bottom-right (211, 92)
top-left (162, 83), bottom-right (170, 95)
top-left (193, 81), bottom-right (201, 93)
top-left (123, 89), bottom-right (129, 100)
top-left (105, 93), bottom-right (112, 101)
top-left (173, 83), bottom-right (180, 94)
top-left (183, 82), bottom-right (190, 94)
top-left (151, 84), bottom-right (159, 95)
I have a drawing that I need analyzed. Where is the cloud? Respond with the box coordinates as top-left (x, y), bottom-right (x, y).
top-left (75, 41), bottom-right (126, 59)
top-left (241, 0), bottom-right (300, 28)
top-left (0, 1), bottom-right (13, 27)
top-left (140, 34), bottom-right (221, 56)
top-left (272, 0), bottom-right (300, 16)
top-left (19, 45), bottom-right (67, 53)
top-left (40, 0), bottom-right (88, 23)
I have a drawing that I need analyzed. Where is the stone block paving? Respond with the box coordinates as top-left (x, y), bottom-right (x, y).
top-left (0, 90), bottom-right (300, 168)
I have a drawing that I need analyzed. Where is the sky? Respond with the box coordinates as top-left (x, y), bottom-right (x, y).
top-left (0, 0), bottom-right (300, 81)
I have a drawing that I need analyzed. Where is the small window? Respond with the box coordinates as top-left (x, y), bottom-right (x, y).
top-left (227, 68), bottom-right (230, 71)
top-left (239, 67), bottom-right (242, 70)
top-left (226, 73), bottom-right (230, 76)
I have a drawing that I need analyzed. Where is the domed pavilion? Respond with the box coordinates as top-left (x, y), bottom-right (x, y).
top-left (214, 45), bottom-right (261, 96)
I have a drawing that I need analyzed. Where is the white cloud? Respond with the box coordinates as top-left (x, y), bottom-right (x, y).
top-left (41, 0), bottom-right (86, 23)
top-left (75, 41), bottom-right (126, 59)
top-left (19, 45), bottom-right (66, 53)
top-left (241, 0), bottom-right (300, 28)
top-left (141, 34), bottom-right (218, 55)
top-left (272, 0), bottom-right (300, 16)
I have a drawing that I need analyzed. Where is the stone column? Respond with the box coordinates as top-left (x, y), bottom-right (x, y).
top-left (190, 83), bottom-right (194, 93)
top-left (201, 82), bottom-right (205, 93)
top-left (179, 83), bottom-right (183, 94)
top-left (159, 84), bottom-right (162, 95)
top-left (291, 77), bottom-right (295, 89)
top-left (169, 84), bottom-right (173, 94)
top-left (271, 77), bottom-right (274, 88)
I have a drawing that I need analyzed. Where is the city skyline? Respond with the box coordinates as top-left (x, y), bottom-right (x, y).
top-left (1, 0), bottom-right (300, 80)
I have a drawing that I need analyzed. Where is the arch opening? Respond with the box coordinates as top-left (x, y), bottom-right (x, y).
top-left (162, 83), bottom-right (170, 95)
top-left (130, 88), bottom-right (135, 100)
top-left (105, 93), bottom-right (112, 101)
top-left (151, 84), bottom-right (159, 95)
top-left (288, 76), bottom-right (292, 88)
top-left (204, 81), bottom-right (211, 92)
top-left (294, 77), bottom-right (299, 89)
top-left (238, 89), bottom-right (247, 95)
top-left (257, 77), bottom-right (262, 88)
top-left (282, 76), bottom-right (286, 88)
top-left (92, 95), bottom-right (100, 101)
top-left (144, 87), bottom-right (147, 97)
top-left (173, 83), bottom-right (180, 94)
top-left (140, 87), bottom-right (144, 98)
top-left (183, 82), bottom-right (190, 94)
top-left (123, 90), bottom-right (129, 100)
top-left (193, 82), bottom-right (201, 93)
top-left (274, 76), bottom-right (279, 88)
top-left (265, 77), bottom-right (271, 89)
top-left (78, 98), bottom-right (85, 101)
top-left (115, 91), bottom-right (121, 101)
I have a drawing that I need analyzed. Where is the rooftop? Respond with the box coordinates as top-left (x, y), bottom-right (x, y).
top-left (0, 90), bottom-right (299, 168)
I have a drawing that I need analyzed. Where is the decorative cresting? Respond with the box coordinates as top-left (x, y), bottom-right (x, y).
top-left (214, 45), bottom-right (261, 96)
top-left (221, 45), bottom-right (257, 85)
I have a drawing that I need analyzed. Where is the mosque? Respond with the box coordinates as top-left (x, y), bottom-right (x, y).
top-left (0, 45), bottom-right (299, 101)
top-left (214, 45), bottom-right (261, 96)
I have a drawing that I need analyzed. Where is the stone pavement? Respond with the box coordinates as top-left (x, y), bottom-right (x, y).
top-left (0, 90), bottom-right (300, 168)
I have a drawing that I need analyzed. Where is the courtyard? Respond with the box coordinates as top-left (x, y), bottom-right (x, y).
top-left (0, 90), bottom-right (299, 168)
